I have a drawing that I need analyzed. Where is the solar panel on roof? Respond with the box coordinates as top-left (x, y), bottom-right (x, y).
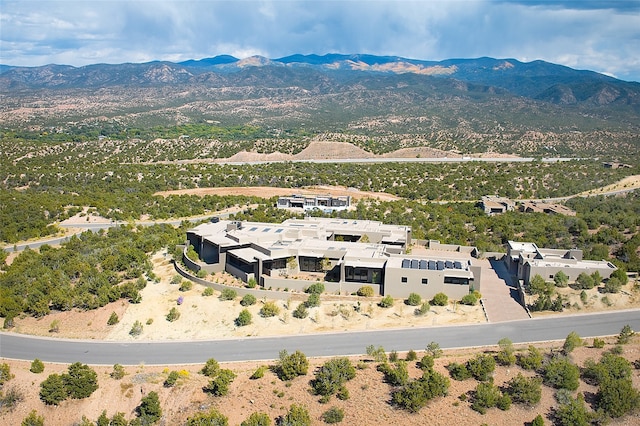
top-left (411, 259), bottom-right (419, 269)
top-left (454, 261), bottom-right (462, 269)
top-left (402, 259), bottom-right (410, 269)
top-left (445, 261), bottom-right (453, 269)
top-left (419, 260), bottom-right (427, 269)
top-left (275, 228), bottom-right (283, 233)
top-left (437, 261), bottom-right (445, 270)
top-left (428, 260), bottom-right (436, 270)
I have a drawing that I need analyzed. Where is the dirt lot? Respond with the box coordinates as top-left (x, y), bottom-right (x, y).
top-left (154, 184), bottom-right (401, 202)
top-left (2, 339), bottom-right (639, 425)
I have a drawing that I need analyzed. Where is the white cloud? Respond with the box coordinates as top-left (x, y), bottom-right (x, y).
top-left (0, 0), bottom-right (638, 81)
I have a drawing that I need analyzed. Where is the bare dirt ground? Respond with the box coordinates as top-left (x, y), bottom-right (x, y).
top-left (577, 174), bottom-right (640, 196)
top-left (154, 184), bottom-right (400, 202)
top-left (2, 339), bottom-right (639, 426)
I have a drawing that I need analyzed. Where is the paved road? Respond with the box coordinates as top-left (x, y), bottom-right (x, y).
top-left (216, 157), bottom-right (577, 166)
top-left (2, 310), bottom-right (638, 365)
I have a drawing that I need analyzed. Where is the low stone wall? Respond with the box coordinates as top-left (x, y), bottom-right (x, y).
top-left (262, 275), bottom-right (381, 296)
top-left (174, 261), bottom-right (292, 301)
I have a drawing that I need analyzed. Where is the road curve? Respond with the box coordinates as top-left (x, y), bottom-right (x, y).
top-left (1, 309), bottom-right (638, 365)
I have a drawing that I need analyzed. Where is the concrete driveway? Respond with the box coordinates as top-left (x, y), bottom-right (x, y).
top-left (477, 257), bottom-right (530, 322)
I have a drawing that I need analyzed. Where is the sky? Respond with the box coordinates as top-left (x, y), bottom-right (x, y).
top-left (1, 0), bottom-right (639, 82)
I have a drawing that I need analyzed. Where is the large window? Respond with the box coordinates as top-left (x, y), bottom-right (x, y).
top-left (300, 256), bottom-right (323, 272)
top-left (345, 267), bottom-right (382, 283)
top-left (444, 276), bottom-right (469, 285)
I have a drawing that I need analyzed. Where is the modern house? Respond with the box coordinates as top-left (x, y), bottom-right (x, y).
top-left (184, 217), bottom-right (479, 299)
top-left (520, 201), bottom-right (576, 216)
top-left (505, 240), bottom-right (616, 285)
top-left (276, 194), bottom-right (351, 212)
top-left (480, 195), bottom-right (516, 215)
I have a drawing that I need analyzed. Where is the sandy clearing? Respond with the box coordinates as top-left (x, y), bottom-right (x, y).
top-left (153, 184), bottom-right (400, 202)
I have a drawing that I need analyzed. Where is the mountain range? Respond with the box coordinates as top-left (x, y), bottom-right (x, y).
top-left (2, 54), bottom-right (639, 108)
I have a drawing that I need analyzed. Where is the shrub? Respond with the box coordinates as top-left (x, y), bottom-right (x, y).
top-left (378, 361), bottom-right (409, 386)
top-left (406, 293), bottom-right (422, 306)
top-left (471, 381), bottom-right (508, 414)
top-left (389, 350), bottom-right (399, 362)
top-left (39, 373), bottom-right (67, 405)
top-left (202, 287), bottom-right (214, 297)
top-left (303, 293), bottom-right (320, 308)
top-left (129, 320), bottom-right (143, 337)
top-left (111, 364), bottom-right (126, 379)
top-left (246, 278), bottom-right (258, 289)
top-left (179, 281), bottom-right (193, 292)
top-left (446, 362), bottom-right (470, 381)
top-left (62, 362), bottom-right (98, 399)
top-left (466, 354), bottom-right (496, 381)
top-left (576, 272), bottom-right (595, 289)
top-left (250, 365), bottom-right (267, 380)
top-left (107, 311), bottom-right (119, 325)
top-left (406, 349), bottom-right (418, 361)
top-left (0, 386), bottom-right (24, 411)
top-left (306, 283), bottom-right (325, 294)
top-left (187, 409), bottom-right (229, 426)
top-left (203, 369), bottom-right (236, 396)
top-left (356, 286), bottom-right (374, 297)
top-left (582, 352), bottom-right (632, 385)
top-left (241, 412), bottom-right (271, 426)
top-left (366, 345), bottom-right (387, 363)
top-left (260, 301), bottom-right (280, 317)
top-left (496, 337), bottom-right (515, 366)
top-left (164, 370), bottom-right (179, 387)
top-left (554, 271), bottom-right (569, 287)
top-left (431, 292), bottom-right (448, 306)
top-left (617, 324), bottom-right (634, 344)
top-left (201, 358), bottom-right (220, 377)
top-left (554, 393), bottom-right (594, 426)
top-left (418, 355), bottom-right (434, 371)
top-left (292, 303), bottom-right (308, 319)
top-left (235, 309), bottom-right (252, 327)
top-left (166, 307), bottom-right (181, 322)
top-left (220, 288), bottom-right (237, 301)
top-left (415, 301), bottom-right (430, 316)
top-left (580, 290), bottom-right (588, 304)
top-left (278, 404), bottom-right (311, 426)
top-left (137, 391), bottom-right (162, 424)
top-left (426, 342), bottom-right (443, 358)
top-left (592, 337), bottom-right (606, 348)
top-left (276, 350), bottom-right (309, 381)
top-left (321, 407), bottom-right (344, 424)
top-left (543, 357), bottom-right (580, 391)
top-left (563, 331), bottom-right (582, 354)
top-left (30, 359), bottom-right (45, 374)
top-left (378, 295), bottom-right (394, 308)
top-left (170, 275), bottom-right (182, 285)
top-left (530, 413), bottom-right (544, 425)
top-left (312, 357), bottom-right (356, 398)
top-left (460, 293), bottom-right (478, 305)
top-left (603, 277), bottom-right (623, 293)
top-left (517, 345), bottom-right (544, 371)
top-left (391, 369), bottom-right (450, 412)
top-left (241, 294), bottom-right (257, 306)
top-left (596, 377), bottom-right (640, 418)
top-left (504, 373), bottom-right (542, 406)
top-left (21, 410), bottom-right (44, 426)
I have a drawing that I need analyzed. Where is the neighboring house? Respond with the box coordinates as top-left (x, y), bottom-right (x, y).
top-left (185, 217), bottom-right (479, 299)
top-left (480, 196), bottom-right (515, 215)
top-left (276, 194), bottom-right (351, 212)
top-left (505, 240), bottom-right (616, 285)
top-left (520, 201), bottom-right (576, 216)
